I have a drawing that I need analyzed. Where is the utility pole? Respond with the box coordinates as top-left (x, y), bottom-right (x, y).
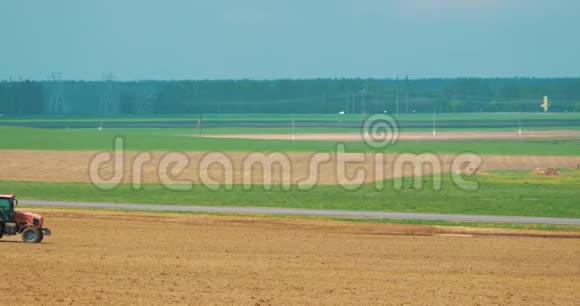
top-left (449, 82), bottom-right (455, 112)
top-left (291, 113), bottom-right (295, 141)
top-left (517, 107), bottom-right (522, 135)
top-left (146, 82), bottom-right (154, 115)
top-left (374, 91), bottom-right (378, 113)
top-left (360, 89), bottom-right (362, 115)
top-left (47, 72), bottom-right (64, 114)
top-left (195, 113), bottom-right (203, 136)
top-left (18, 76), bottom-right (23, 115)
top-left (101, 71), bottom-right (115, 115)
top-left (405, 75), bottom-right (409, 113)
top-left (136, 81), bottom-right (154, 115)
top-left (451, 86), bottom-right (455, 105)
top-left (360, 85), bottom-right (368, 115)
top-left (395, 76), bottom-right (399, 116)
top-left (432, 103), bottom-right (437, 136)
top-left (362, 86), bottom-right (366, 115)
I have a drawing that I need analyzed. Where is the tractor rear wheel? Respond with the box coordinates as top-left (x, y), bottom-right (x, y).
top-left (37, 230), bottom-right (44, 243)
top-left (21, 228), bottom-right (42, 243)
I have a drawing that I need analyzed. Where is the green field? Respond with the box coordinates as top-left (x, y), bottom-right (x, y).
top-left (193, 126), bottom-right (580, 134)
top-left (3, 170), bottom-right (580, 218)
top-left (2, 112), bottom-right (580, 122)
top-left (2, 114), bottom-right (578, 227)
top-left (0, 126), bottom-right (579, 155)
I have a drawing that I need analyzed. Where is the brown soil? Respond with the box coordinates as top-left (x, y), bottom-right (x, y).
top-left (0, 150), bottom-right (578, 185)
top-left (204, 130), bottom-right (580, 141)
top-left (532, 167), bottom-right (560, 176)
top-left (1, 209), bottom-right (578, 305)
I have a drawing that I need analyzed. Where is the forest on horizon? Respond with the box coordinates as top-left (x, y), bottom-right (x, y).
top-left (1, 78), bottom-right (580, 116)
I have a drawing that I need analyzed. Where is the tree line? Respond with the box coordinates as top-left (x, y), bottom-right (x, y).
top-left (1, 78), bottom-right (580, 116)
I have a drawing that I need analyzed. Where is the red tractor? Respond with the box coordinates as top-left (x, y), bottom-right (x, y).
top-left (0, 194), bottom-right (51, 243)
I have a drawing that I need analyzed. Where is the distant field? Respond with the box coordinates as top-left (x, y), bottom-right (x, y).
top-left (2, 112), bottom-right (580, 122)
top-left (0, 126), bottom-right (579, 155)
top-left (197, 126), bottom-right (580, 134)
top-left (2, 113), bottom-right (578, 133)
top-left (3, 170), bottom-right (580, 218)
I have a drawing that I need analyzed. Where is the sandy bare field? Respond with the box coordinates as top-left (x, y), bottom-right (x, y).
top-left (203, 130), bottom-right (580, 141)
top-left (0, 150), bottom-right (578, 184)
top-left (1, 209), bottom-right (578, 305)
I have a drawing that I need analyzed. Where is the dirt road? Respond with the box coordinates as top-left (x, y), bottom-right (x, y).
top-left (20, 200), bottom-right (580, 225)
top-left (203, 130), bottom-right (580, 141)
top-left (1, 210), bottom-right (578, 305)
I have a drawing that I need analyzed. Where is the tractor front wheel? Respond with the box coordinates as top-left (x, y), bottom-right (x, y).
top-left (21, 228), bottom-right (42, 243)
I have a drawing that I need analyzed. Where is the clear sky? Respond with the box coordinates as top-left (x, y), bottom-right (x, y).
top-left (1, 0), bottom-right (579, 80)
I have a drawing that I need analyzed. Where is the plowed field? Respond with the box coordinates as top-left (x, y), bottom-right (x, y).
top-left (1, 210), bottom-right (578, 305)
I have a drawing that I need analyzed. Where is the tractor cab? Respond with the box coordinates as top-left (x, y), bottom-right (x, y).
top-left (0, 194), bottom-right (16, 222)
top-left (0, 194), bottom-right (51, 243)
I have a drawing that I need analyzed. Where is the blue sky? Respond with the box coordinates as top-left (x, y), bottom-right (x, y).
top-left (1, 0), bottom-right (578, 80)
